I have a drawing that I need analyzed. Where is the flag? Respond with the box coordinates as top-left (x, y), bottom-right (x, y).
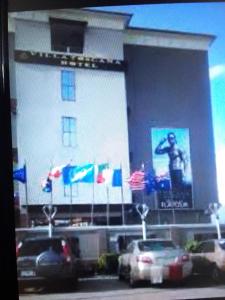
top-left (62, 165), bottom-right (76, 185)
top-left (41, 177), bottom-right (52, 193)
top-left (155, 173), bottom-right (171, 191)
top-left (62, 164), bottom-right (95, 185)
top-left (112, 169), bottom-right (122, 187)
top-left (13, 165), bottom-right (26, 183)
top-left (102, 167), bottom-right (113, 185)
top-left (96, 163), bottom-right (109, 183)
top-left (49, 164), bottom-right (65, 179)
top-left (145, 171), bottom-right (157, 194)
top-left (128, 170), bottom-right (145, 191)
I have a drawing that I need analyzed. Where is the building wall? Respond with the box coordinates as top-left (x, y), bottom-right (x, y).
top-left (9, 33), bottom-right (17, 149)
top-left (14, 18), bottom-right (131, 205)
top-left (15, 19), bottom-right (124, 60)
top-left (124, 44), bottom-right (217, 211)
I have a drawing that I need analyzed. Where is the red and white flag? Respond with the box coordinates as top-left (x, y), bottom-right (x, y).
top-left (128, 170), bottom-right (145, 191)
top-left (49, 165), bottom-right (65, 179)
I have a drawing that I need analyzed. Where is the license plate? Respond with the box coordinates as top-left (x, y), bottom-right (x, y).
top-left (150, 266), bottom-right (163, 284)
top-left (157, 258), bottom-right (174, 265)
top-left (21, 270), bottom-right (36, 277)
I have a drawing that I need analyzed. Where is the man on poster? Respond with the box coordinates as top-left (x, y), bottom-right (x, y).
top-left (154, 132), bottom-right (187, 191)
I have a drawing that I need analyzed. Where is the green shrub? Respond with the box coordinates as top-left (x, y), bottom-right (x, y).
top-left (184, 240), bottom-right (200, 253)
top-left (97, 253), bottom-right (119, 274)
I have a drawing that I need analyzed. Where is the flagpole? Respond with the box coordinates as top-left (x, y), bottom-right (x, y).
top-left (68, 160), bottom-right (73, 225)
top-left (141, 163), bottom-right (147, 240)
top-left (154, 192), bottom-right (161, 224)
top-left (91, 162), bottom-right (95, 225)
top-left (106, 161), bottom-right (111, 226)
top-left (24, 162), bottom-right (29, 227)
top-left (24, 175), bottom-right (29, 227)
top-left (106, 185), bottom-right (110, 226)
top-left (49, 162), bottom-right (53, 230)
top-left (120, 163), bottom-right (125, 225)
top-left (141, 162), bottom-right (145, 206)
top-left (91, 184), bottom-right (94, 225)
top-left (49, 177), bottom-right (53, 225)
top-left (49, 161), bottom-right (53, 205)
top-left (70, 183), bottom-right (73, 225)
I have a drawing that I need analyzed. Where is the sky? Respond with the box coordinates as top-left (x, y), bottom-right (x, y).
top-left (94, 2), bottom-right (225, 220)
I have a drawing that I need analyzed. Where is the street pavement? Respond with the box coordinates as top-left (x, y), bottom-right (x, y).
top-left (19, 275), bottom-right (225, 300)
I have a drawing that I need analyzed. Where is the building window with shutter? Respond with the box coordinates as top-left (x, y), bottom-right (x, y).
top-left (61, 70), bottom-right (75, 101)
top-left (62, 116), bottom-right (76, 147)
top-left (50, 18), bottom-right (87, 53)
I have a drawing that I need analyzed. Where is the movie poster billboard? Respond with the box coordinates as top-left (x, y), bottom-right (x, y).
top-left (151, 128), bottom-right (193, 209)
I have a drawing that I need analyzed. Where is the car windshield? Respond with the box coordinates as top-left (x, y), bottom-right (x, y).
top-left (138, 240), bottom-right (176, 251)
top-left (219, 240), bottom-right (225, 250)
top-left (19, 239), bottom-right (63, 256)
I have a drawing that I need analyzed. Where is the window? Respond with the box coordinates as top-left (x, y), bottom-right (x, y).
top-left (19, 239), bottom-right (63, 256)
top-left (50, 18), bottom-right (87, 53)
top-left (219, 240), bottom-right (225, 250)
top-left (127, 242), bottom-right (134, 253)
top-left (61, 70), bottom-right (75, 101)
top-left (62, 117), bottom-right (76, 147)
top-left (63, 184), bottom-right (78, 197)
top-left (138, 240), bottom-right (176, 252)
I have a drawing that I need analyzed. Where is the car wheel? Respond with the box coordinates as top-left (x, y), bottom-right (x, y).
top-left (63, 277), bottom-right (78, 291)
top-left (129, 270), bottom-right (137, 288)
top-left (211, 265), bottom-right (221, 284)
top-left (18, 282), bottom-right (26, 294)
top-left (118, 265), bottom-right (124, 281)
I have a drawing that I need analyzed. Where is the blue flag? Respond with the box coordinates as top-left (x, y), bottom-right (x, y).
top-left (41, 177), bottom-right (52, 193)
top-left (62, 164), bottom-right (95, 185)
top-left (112, 169), bottom-right (122, 187)
top-left (62, 165), bottom-right (76, 185)
top-left (13, 165), bottom-right (26, 183)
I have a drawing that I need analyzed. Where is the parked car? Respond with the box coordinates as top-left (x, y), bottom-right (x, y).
top-left (16, 236), bottom-right (80, 288)
top-left (118, 238), bottom-right (192, 287)
top-left (188, 239), bottom-right (225, 283)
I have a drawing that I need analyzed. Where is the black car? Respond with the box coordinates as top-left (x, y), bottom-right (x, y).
top-left (17, 236), bottom-right (80, 287)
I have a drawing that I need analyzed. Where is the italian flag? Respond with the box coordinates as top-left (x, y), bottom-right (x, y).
top-left (96, 163), bottom-right (109, 183)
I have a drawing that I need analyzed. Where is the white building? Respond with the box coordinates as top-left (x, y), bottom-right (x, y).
top-left (9, 9), bottom-right (132, 222)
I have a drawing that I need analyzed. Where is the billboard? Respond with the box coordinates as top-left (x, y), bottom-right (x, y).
top-left (151, 128), bottom-right (193, 209)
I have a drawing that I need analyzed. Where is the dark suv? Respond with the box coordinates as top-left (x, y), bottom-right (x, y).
top-left (17, 236), bottom-right (80, 287)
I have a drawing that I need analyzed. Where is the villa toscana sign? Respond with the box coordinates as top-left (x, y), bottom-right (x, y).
top-left (14, 50), bottom-right (126, 72)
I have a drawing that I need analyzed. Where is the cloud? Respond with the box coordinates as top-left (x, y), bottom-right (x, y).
top-left (209, 65), bottom-right (225, 80)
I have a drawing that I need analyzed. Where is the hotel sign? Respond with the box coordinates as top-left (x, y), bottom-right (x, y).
top-left (14, 50), bottom-right (126, 72)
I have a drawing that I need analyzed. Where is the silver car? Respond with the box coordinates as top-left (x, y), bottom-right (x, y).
top-left (118, 239), bottom-right (192, 287)
top-left (189, 239), bottom-right (225, 283)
